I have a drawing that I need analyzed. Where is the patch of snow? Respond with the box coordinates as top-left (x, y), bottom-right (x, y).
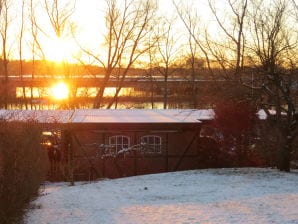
top-left (24, 168), bottom-right (298, 224)
top-left (0, 109), bottom-right (208, 124)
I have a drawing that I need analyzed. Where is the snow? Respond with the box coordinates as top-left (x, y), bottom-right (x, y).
top-left (0, 109), bottom-right (214, 124)
top-left (257, 109), bottom-right (288, 120)
top-left (25, 168), bottom-right (298, 224)
top-left (0, 109), bottom-right (272, 124)
top-left (71, 109), bottom-right (206, 123)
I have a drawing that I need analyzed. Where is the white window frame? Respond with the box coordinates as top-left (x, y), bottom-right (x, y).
top-left (141, 135), bottom-right (162, 154)
top-left (109, 135), bottom-right (130, 153)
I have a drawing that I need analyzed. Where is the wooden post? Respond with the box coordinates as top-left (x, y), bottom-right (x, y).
top-left (103, 157), bottom-right (105, 177)
top-left (102, 133), bottom-right (105, 177)
top-left (69, 136), bottom-right (74, 186)
top-left (165, 133), bottom-right (169, 172)
top-left (64, 129), bottom-right (74, 185)
top-left (134, 131), bottom-right (137, 176)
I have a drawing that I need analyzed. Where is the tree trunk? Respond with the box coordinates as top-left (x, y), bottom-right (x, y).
top-left (163, 73), bottom-right (168, 109)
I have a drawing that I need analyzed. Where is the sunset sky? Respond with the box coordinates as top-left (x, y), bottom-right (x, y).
top-left (3, 0), bottom-right (296, 64)
top-left (6, 0), bottom-right (214, 63)
top-left (1, 0), bottom-right (296, 105)
top-left (41, 0), bottom-right (195, 62)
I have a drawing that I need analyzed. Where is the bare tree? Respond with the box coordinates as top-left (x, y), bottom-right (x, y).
top-left (77, 0), bottom-right (157, 108)
top-left (104, 0), bottom-right (157, 109)
top-left (18, 0), bottom-right (27, 109)
top-left (292, 0), bottom-right (298, 20)
top-left (174, 0), bottom-right (215, 77)
top-left (43, 0), bottom-right (76, 108)
top-left (176, 0), bottom-right (297, 171)
top-left (174, 0), bottom-right (218, 108)
top-left (28, 0), bottom-right (47, 109)
top-left (0, 0), bottom-right (4, 109)
top-left (0, 0), bottom-right (11, 109)
top-left (175, 0), bottom-right (249, 106)
top-left (207, 0), bottom-right (248, 78)
top-left (176, 0), bottom-right (248, 80)
top-left (142, 34), bottom-right (159, 109)
top-left (29, 0), bottom-right (46, 61)
top-left (44, 0), bottom-right (75, 38)
top-left (206, 0), bottom-right (298, 171)
top-left (245, 0), bottom-right (298, 171)
top-left (183, 22), bottom-right (203, 108)
top-left (154, 17), bottom-right (181, 109)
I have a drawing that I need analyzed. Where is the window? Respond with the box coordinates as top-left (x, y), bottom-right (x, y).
top-left (141, 135), bottom-right (162, 154)
top-left (109, 135), bottom-right (130, 153)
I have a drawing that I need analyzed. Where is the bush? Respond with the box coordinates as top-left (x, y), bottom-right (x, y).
top-left (0, 121), bottom-right (49, 224)
top-left (214, 100), bottom-right (259, 166)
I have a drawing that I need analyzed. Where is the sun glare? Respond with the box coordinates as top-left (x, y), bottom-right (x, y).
top-left (51, 82), bottom-right (69, 100)
top-left (44, 36), bottom-right (74, 62)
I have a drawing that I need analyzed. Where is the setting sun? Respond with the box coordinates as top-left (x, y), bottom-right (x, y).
top-left (51, 82), bottom-right (69, 100)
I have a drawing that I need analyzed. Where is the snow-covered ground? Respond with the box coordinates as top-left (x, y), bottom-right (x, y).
top-left (25, 168), bottom-right (298, 224)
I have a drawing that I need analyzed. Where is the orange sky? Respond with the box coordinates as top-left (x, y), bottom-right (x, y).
top-left (7, 0), bottom-right (230, 63)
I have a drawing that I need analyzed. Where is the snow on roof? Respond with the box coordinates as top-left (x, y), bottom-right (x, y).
top-left (257, 109), bottom-right (287, 120)
top-left (257, 110), bottom-right (267, 120)
top-left (0, 109), bottom-right (215, 124)
top-left (72, 109), bottom-right (215, 123)
top-left (0, 109), bottom-right (274, 124)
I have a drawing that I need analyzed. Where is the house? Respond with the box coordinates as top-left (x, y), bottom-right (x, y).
top-left (0, 109), bottom-right (215, 180)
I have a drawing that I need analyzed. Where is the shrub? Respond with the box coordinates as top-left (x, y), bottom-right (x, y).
top-left (0, 121), bottom-right (49, 224)
top-left (214, 100), bottom-right (259, 166)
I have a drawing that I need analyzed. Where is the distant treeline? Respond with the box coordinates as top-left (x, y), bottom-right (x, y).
top-left (0, 59), bottom-right (257, 80)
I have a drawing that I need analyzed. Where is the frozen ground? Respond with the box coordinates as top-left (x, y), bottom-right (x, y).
top-left (25, 168), bottom-right (298, 224)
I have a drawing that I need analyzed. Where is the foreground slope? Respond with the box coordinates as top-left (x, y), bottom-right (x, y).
top-left (25, 168), bottom-right (298, 224)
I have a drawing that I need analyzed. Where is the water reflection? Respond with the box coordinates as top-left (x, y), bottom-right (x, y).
top-left (13, 86), bottom-right (193, 109)
top-left (16, 87), bottom-right (135, 98)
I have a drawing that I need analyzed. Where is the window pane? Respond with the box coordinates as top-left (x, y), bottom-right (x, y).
top-left (141, 135), bottom-right (161, 154)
